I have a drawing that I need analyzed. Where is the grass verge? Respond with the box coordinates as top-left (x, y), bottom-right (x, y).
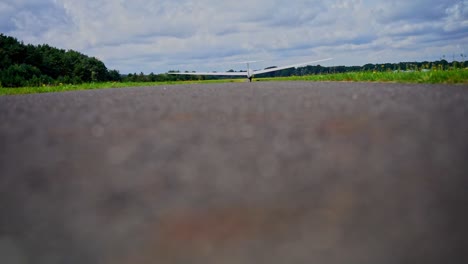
top-left (1, 69), bottom-right (466, 96)
top-left (0, 79), bottom-right (244, 96)
top-left (259, 69), bottom-right (468, 84)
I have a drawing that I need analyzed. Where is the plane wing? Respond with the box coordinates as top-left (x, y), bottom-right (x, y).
top-left (168, 71), bottom-right (247, 76)
top-left (167, 58), bottom-right (333, 78)
top-left (253, 58), bottom-right (333, 75)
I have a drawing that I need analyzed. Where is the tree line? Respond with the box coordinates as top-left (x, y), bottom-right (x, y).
top-left (0, 34), bottom-right (121, 87)
top-left (125, 59), bottom-right (465, 82)
top-left (1, 34), bottom-right (465, 87)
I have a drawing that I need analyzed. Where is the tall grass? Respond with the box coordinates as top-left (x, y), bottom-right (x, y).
top-left (260, 69), bottom-right (468, 84)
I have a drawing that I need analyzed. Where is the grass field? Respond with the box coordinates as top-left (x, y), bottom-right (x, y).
top-left (0, 79), bottom-right (244, 96)
top-left (1, 69), bottom-right (467, 96)
top-left (261, 68), bottom-right (468, 84)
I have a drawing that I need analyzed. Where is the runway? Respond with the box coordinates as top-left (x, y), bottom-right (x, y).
top-left (1, 81), bottom-right (468, 264)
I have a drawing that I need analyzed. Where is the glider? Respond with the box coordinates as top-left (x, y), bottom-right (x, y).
top-left (168, 58), bottom-right (333, 82)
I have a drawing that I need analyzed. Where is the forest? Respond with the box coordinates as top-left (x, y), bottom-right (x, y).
top-left (0, 34), bottom-right (121, 87)
top-left (1, 34), bottom-right (465, 87)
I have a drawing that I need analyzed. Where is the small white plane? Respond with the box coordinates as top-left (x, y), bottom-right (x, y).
top-left (168, 58), bottom-right (333, 82)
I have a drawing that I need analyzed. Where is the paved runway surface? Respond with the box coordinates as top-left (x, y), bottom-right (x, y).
top-left (1, 81), bottom-right (468, 264)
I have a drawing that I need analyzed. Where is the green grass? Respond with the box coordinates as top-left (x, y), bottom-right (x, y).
top-left (1, 69), bottom-right (467, 96)
top-left (259, 69), bottom-right (468, 84)
top-left (0, 79), bottom-right (244, 96)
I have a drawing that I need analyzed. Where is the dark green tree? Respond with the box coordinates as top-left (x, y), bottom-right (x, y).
top-left (0, 34), bottom-right (118, 87)
top-left (0, 64), bottom-right (42, 87)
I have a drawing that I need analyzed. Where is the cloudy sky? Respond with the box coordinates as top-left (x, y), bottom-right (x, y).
top-left (1, 0), bottom-right (467, 73)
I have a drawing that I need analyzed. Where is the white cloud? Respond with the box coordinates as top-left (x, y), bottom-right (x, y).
top-left (2, 0), bottom-right (467, 73)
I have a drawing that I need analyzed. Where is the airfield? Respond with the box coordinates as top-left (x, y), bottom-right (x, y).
top-left (1, 81), bottom-right (468, 264)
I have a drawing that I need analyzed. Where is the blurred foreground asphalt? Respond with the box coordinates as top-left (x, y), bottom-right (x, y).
top-left (1, 81), bottom-right (468, 264)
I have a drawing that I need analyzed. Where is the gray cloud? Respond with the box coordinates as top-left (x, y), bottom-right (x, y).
top-left (1, 1), bottom-right (70, 39)
top-left (374, 0), bottom-right (457, 23)
top-left (1, 0), bottom-right (467, 73)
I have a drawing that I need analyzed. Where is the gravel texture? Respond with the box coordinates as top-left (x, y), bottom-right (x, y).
top-left (1, 81), bottom-right (468, 264)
